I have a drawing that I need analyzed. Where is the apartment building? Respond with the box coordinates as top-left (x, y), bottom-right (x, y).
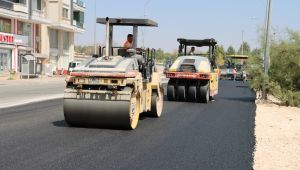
top-left (0, 0), bottom-right (85, 76)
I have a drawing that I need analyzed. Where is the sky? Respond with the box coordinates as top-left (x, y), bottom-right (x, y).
top-left (75, 0), bottom-right (300, 52)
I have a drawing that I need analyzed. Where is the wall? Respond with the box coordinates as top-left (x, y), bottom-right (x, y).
top-left (46, 0), bottom-right (59, 23)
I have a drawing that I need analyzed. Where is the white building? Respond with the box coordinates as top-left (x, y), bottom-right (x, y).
top-left (0, 0), bottom-right (85, 76)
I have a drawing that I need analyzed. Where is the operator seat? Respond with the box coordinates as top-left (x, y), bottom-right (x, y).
top-left (118, 48), bottom-right (127, 57)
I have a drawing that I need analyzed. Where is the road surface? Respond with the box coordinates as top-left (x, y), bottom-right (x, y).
top-left (0, 80), bottom-right (256, 170)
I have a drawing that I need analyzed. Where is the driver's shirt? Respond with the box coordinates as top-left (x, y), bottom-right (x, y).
top-left (123, 41), bottom-right (133, 49)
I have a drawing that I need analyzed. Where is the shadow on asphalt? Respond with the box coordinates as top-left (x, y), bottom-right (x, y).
top-left (217, 96), bottom-right (256, 102)
top-left (52, 119), bottom-right (144, 131)
top-left (52, 120), bottom-right (68, 127)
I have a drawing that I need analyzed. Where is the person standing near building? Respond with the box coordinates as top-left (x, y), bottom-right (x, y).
top-left (242, 70), bottom-right (247, 83)
top-left (233, 67), bottom-right (237, 81)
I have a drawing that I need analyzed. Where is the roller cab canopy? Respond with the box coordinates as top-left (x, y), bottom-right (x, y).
top-left (177, 38), bottom-right (217, 47)
top-left (177, 38), bottom-right (218, 63)
top-left (97, 17), bottom-right (158, 55)
top-left (96, 18), bottom-right (158, 27)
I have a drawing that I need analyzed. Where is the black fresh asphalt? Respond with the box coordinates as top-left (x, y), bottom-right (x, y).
top-left (0, 80), bottom-right (256, 170)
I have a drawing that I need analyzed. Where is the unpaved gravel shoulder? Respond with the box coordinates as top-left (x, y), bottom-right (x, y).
top-left (254, 99), bottom-right (300, 170)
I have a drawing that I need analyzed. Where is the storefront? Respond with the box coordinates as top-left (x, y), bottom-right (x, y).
top-left (0, 48), bottom-right (12, 73)
top-left (0, 30), bottom-right (33, 75)
top-left (0, 32), bottom-right (14, 74)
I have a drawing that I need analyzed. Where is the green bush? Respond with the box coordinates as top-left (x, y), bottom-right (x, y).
top-left (246, 29), bottom-right (300, 107)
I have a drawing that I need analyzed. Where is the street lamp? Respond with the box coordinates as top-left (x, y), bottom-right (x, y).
top-left (144, 0), bottom-right (152, 17)
top-left (94, 0), bottom-right (97, 54)
top-left (262, 0), bottom-right (272, 100)
top-left (241, 17), bottom-right (258, 56)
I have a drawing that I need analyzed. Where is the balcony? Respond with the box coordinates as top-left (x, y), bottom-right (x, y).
top-left (73, 20), bottom-right (84, 29)
top-left (73, 0), bottom-right (85, 8)
top-left (0, 0), bottom-right (13, 10)
top-left (0, 0), bottom-right (27, 11)
top-left (31, 9), bottom-right (50, 24)
top-left (73, 0), bottom-right (85, 12)
top-left (0, 1), bottom-right (27, 19)
top-left (32, 9), bottom-right (45, 18)
top-left (13, 2), bottom-right (27, 13)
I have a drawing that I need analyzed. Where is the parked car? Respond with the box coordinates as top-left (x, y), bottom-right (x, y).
top-left (68, 61), bottom-right (81, 74)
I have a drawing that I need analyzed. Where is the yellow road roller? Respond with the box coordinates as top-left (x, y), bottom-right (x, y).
top-left (166, 38), bottom-right (219, 103)
top-left (63, 18), bottom-right (163, 130)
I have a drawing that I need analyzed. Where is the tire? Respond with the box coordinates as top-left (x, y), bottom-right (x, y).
top-left (167, 85), bottom-right (176, 101)
top-left (148, 91), bottom-right (163, 118)
top-left (177, 85), bottom-right (186, 101)
top-left (198, 82), bottom-right (210, 103)
top-left (188, 86), bottom-right (197, 102)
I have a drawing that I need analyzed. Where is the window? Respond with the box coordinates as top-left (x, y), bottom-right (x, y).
top-left (36, 0), bottom-right (41, 10)
top-left (10, 0), bottom-right (26, 5)
top-left (0, 49), bottom-right (12, 72)
top-left (62, 8), bottom-right (69, 19)
top-left (16, 21), bottom-right (32, 47)
top-left (17, 21), bottom-right (23, 35)
top-left (17, 21), bottom-right (31, 36)
top-left (32, 0), bottom-right (42, 10)
top-left (73, 11), bottom-right (84, 28)
top-left (0, 18), bottom-right (12, 33)
top-left (49, 29), bottom-right (58, 49)
top-left (63, 32), bottom-right (69, 50)
top-left (35, 25), bottom-right (41, 53)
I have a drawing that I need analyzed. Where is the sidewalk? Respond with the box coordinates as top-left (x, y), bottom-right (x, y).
top-left (0, 77), bottom-right (66, 109)
top-left (0, 66), bottom-right (167, 109)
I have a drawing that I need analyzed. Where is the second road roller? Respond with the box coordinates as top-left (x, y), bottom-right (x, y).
top-left (63, 18), bottom-right (164, 130)
top-left (165, 38), bottom-right (219, 103)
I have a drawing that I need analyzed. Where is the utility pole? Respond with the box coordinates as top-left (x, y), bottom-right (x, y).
top-left (262, 0), bottom-right (272, 100)
top-left (241, 30), bottom-right (244, 56)
top-left (142, 0), bottom-right (151, 47)
top-left (93, 0), bottom-right (97, 54)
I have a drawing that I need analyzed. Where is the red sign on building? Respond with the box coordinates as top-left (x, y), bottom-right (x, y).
top-left (0, 33), bottom-right (14, 44)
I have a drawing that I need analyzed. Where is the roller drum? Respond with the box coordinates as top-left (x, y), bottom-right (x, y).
top-left (64, 99), bottom-right (134, 129)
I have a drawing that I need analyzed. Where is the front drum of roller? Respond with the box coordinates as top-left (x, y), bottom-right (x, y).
top-left (63, 95), bottom-right (140, 129)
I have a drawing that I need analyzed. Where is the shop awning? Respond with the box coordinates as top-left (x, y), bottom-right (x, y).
top-left (22, 54), bottom-right (35, 61)
top-left (33, 53), bottom-right (49, 59)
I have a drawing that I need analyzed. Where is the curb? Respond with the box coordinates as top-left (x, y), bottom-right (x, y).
top-left (0, 94), bottom-right (64, 109)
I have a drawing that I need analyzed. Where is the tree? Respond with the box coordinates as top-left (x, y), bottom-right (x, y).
top-left (155, 48), bottom-right (177, 63)
top-left (215, 45), bottom-right (225, 66)
top-left (75, 45), bottom-right (94, 55)
top-left (247, 28), bottom-right (300, 107)
top-left (238, 42), bottom-right (251, 55)
top-left (269, 30), bottom-right (300, 91)
top-left (156, 48), bottom-right (165, 62)
top-left (226, 46), bottom-right (236, 55)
